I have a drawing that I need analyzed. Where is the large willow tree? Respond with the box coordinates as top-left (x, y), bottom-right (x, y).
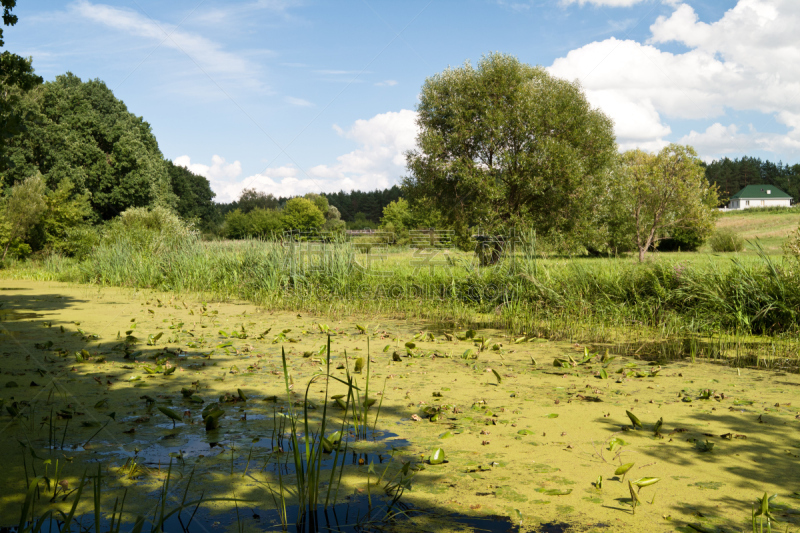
top-left (404, 52), bottom-right (616, 250)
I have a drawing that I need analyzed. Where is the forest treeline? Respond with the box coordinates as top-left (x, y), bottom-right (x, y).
top-left (703, 157), bottom-right (800, 203)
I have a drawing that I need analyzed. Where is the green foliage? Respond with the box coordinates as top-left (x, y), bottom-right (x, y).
top-left (657, 226), bottom-right (708, 252)
top-left (237, 188), bottom-right (278, 213)
top-left (324, 186), bottom-right (402, 222)
top-left (0, 172), bottom-right (46, 260)
top-left (347, 212), bottom-right (378, 230)
top-left (224, 208), bottom-right (284, 239)
top-left (0, 53), bottom-right (43, 167)
top-left (709, 229), bottom-right (745, 253)
top-left (405, 52), bottom-right (616, 246)
top-left (282, 197), bottom-right (325, 233)
top-left (101, 206), bottom-right (195, 256)
top-left (612, 145), bottom-right (718, 261)
top-left (167, 161), bottom-right (217, 229)
top-left (2, 73), bottom-right (174, 221)
top-left (28, 178), bottom-right (92, 255)
top-left (1, 0), bottom-right (18, 48)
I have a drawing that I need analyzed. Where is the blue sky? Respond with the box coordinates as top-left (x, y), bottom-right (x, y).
top-left (6, 0), bottom-right (800, 201)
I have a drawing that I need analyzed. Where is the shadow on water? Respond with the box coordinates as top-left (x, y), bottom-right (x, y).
top-left (3, 500), bottom-right (545, 532)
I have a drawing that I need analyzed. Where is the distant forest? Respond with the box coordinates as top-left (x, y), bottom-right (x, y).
top-left (214, 186), bottom-right (402, 224)
top-left (704, 157), bottom-right (800, 205)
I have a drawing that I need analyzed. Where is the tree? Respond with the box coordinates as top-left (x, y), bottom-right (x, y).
top-left (223, 208), bottom-right (283, 239)
top-left (0, 172), bottom-right (46, 259)
top-left (281, 197), bottom-right (325, 233)
top-left (28, 178), bottom-right (92, 254)
top-left (616, 144), bottom-right (718, 262)
top-left (2, 73), bottom-right (174, 220)
top-left (168, 161), bottom-right (217, 228)
top-left (1, 1), bottom-right (44, 167)
top-left (238, 188), bottom-right (278, 213)
top-left (404, 52), bottom-right (616, 249)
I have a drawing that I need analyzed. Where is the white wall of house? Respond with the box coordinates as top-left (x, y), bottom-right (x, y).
top-left (728, 197), bottom-right (792, 210)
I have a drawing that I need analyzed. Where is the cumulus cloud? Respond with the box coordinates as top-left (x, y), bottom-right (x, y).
top-left (174, 154), bottom-right (242, 181)
top-left (548, 0), bottom-right (800, 159)
top-left (184, 109), bottom-right (419, 202)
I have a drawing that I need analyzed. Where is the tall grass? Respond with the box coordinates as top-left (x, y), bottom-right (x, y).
top-left (6, 226), bottom-right (800, 350)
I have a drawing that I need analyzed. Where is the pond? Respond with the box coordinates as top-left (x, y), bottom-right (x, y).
top-left (1, 280), bottom-right (799, 532)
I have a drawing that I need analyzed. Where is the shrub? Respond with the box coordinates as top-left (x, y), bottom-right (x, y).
top-left (62, 226), bottom-right (101, 260)
top-left (709, 229), bottom-right (745, 252)
top-left (224, 208), bottom-right (283, 239)
top-left (657, 225), bottom-right (708, 252)
top-left (101, 206), bottom-right (197, 255)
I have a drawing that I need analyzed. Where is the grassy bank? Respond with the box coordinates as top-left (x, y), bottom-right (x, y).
top-left (712, 206), bottom-right (800, 253)
top-left (4, 235), bottom-right (800, 354)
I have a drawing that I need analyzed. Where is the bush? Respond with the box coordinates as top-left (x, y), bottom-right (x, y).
top-left (657, 226), bottom-right (708, 252)
top-left (101, 206), bottom-right (197, 255)
top-left (62, 226), bottom-right (101, 260)
top-left (224, 208), bottom-right (283, 239)
top-left (709, 229), bottom-right (745, 252)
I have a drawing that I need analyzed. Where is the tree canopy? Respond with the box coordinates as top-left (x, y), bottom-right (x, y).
top-left (404, 52), bottom-right (616, 248)
top-left (2, 73), bottom-right (175, 221)
top-left (610, 144), bottom-right (718, 261)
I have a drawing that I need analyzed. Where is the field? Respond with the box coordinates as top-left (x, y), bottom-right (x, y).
top-left (711, 207), bottom-right (800, 253)
top-left (1, 209), bottom-right (800, 532)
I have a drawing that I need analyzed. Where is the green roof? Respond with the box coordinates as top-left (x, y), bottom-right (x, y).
top-left (730, 184), bottom-right (792, 200)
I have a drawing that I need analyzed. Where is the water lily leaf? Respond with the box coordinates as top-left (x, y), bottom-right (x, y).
top-left (204, 409), bottom-right (224, 431)
top-left (439, 431), bottom-right (454, 439)
top-left (599, 368), bottom-right (608, 380)
top-left (546, 413), bottom-right (559, 418)
top-left (354, 358), bottom-right (364, 373)
top-left (626, 410), bottom-right (642, 429)
top-left (517, 429), bottom-right (535, 435)
top-left (405, 342), bottom-right (416, 349)
top-left (614, 462), bottom-right (635, 477)
top-left (237, 388), bottom-right (247, 401)
top-left (535, 488), bottom-right (572, 496)
top-left (631, 477), bottom-right (660, 489)
top-left (491, 369), bottom-right (502, 384)
top-left (163, 366), bottom-right (176, 376)
top-left (356, 324), bottom-right (366, 334)
top-left (158, 406), bottom-right (182, 422)
top-left (429, 448), bottom-right (446, 465)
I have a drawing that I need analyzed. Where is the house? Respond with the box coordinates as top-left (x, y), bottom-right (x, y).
top-left (727, 184), bottom-right (792, 210)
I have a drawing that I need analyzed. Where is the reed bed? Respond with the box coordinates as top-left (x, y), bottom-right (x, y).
top-left (5, 233), bottom-right (800, 366)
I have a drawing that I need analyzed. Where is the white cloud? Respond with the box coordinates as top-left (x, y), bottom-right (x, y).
top-left (560, 0), bottom-right (647, 7)
top-left (71, 1), bottom-right (266, 92)
top-left (375, 79), bottom-right (398, 87)
top-left (188, 110), bottom-right (419, 202)
top-left (285, 96), bottom-right (313, 107)
top-left (678, 123), bottom-right (800, 161)
top-left (174, 154), bottom-right (242, 181)
top-left (548, 0), bottom-right (800, 159)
